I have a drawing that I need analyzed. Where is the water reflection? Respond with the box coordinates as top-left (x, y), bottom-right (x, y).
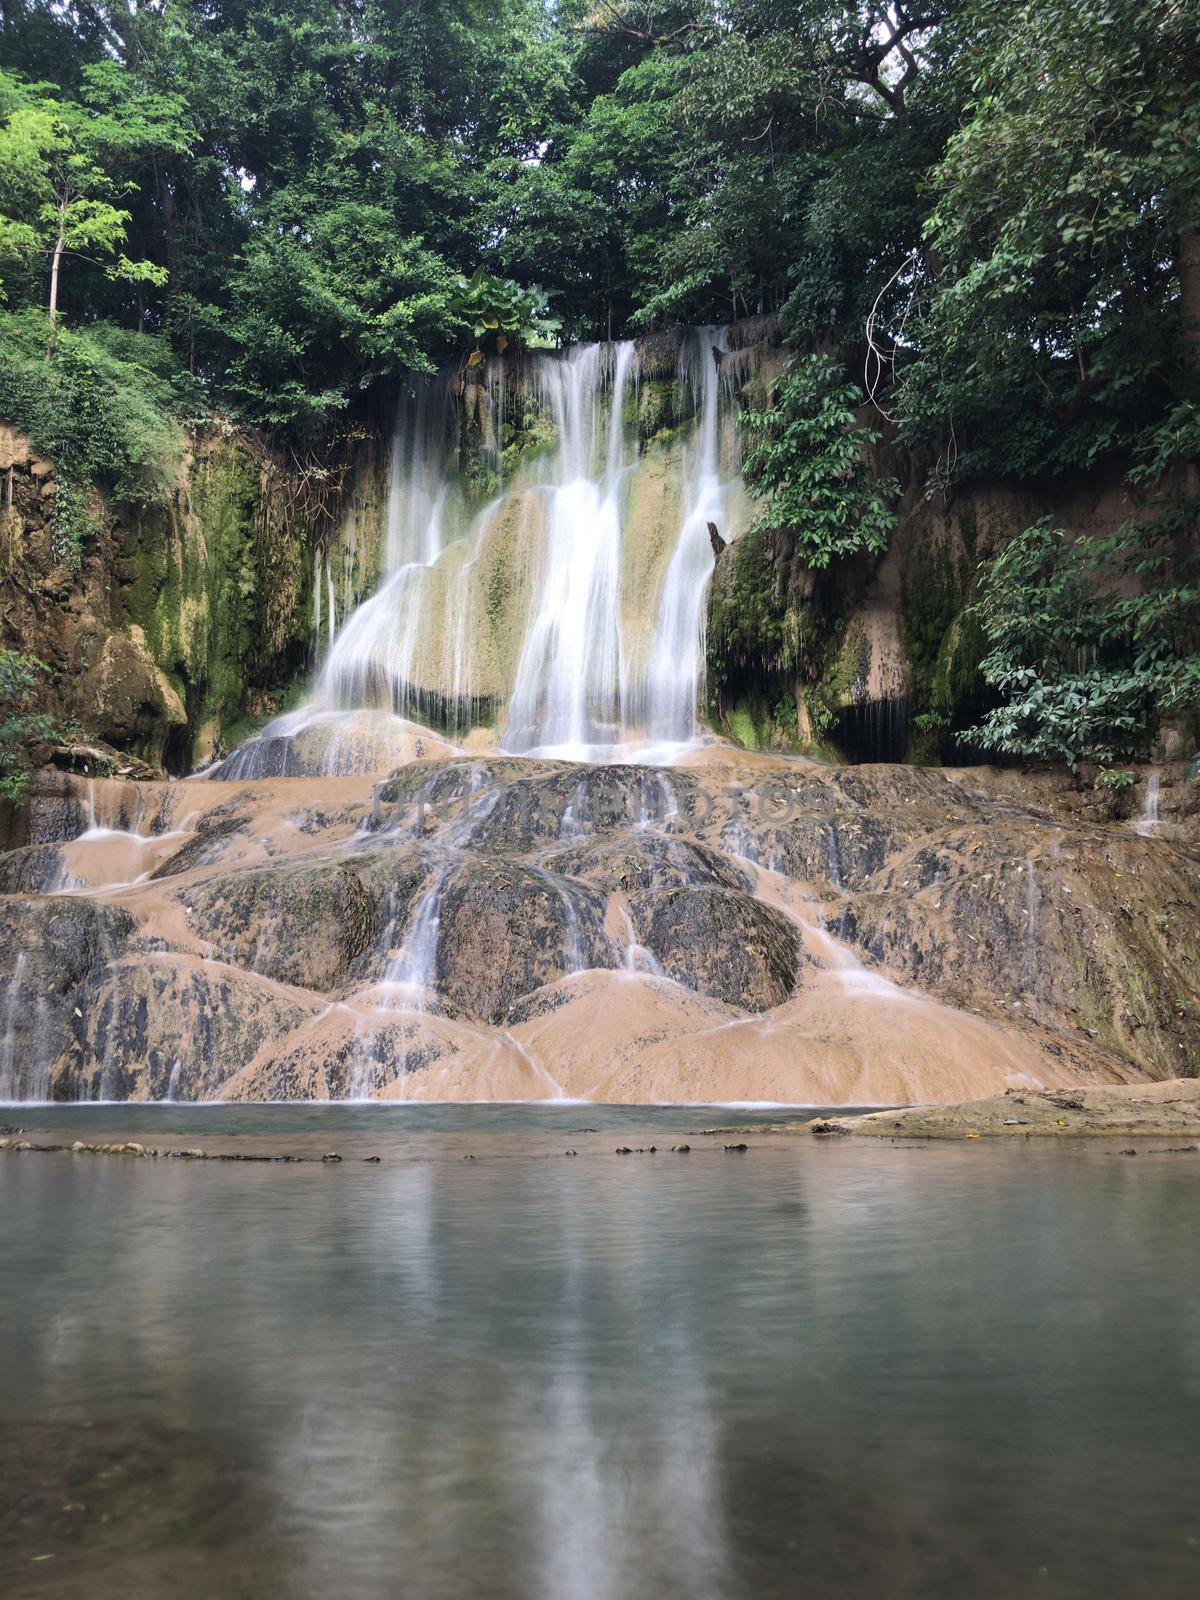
top-left (0, 1110), bottom-right (1197, 1599)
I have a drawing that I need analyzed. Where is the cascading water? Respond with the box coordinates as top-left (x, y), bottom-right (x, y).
top-left (318, 375), bottom-right (456, 713)
top-left (502, 342), bottom-right (634, 758)
top-left (641, 327), bottom-right (730, 746)
top-left (214, 331), bottom-right (742, 778)
top-left (1135, 771), bottom-right (1161, 836)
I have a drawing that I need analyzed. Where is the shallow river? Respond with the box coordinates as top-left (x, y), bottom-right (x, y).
top-left (1, 1105), bottom-right (1196, 1599)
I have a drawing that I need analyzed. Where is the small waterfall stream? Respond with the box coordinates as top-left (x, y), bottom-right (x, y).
top-left (1135, 771), bottom-right (1161, 836)
top-left (642, 327), bottom-right (729, 744)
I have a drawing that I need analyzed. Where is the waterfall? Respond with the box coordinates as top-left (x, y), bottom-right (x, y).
top-left (642, 327), bottom-right (729, 745)
top-left (213, 332), bottom-right (742, 777)
top-left (502, 342), bottom-right (635, 757)
top-left (1135, 771), bottom-right (1161, 836)
top-left (314, 374), bottom-right (457, 718)
top-left (383, 864), bottom-right (452, 1009)
top-left (0, 952), bottom-right (27, 1100)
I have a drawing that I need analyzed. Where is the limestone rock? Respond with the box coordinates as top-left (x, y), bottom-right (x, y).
top-left (49, 953), bottom-right (321, 1101)
top-left (0, 897), bottom-right (138, 1098)
top-left (180, 851), bottom-right (416, 992)
top-left (543, 829), bottom-right (751, 894)
top-left (628, 885), bottom-right (802, 1010)
top-left (71, 629), bottom-right (186, 751)
top-left (428, 856), bottom-right (618, 1022)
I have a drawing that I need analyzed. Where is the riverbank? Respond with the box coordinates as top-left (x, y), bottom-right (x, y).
top-left (778, 1080), bottom-right (1200, 1140)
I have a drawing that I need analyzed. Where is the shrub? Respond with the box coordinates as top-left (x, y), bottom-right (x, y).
top-left (0, 650), bottom-right (62, 801)
top-left (739, 354), bottom-right (896, 569)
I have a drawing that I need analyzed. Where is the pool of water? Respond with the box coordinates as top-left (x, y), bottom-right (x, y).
top-left (1, 1106), bottom-right (1196, 1599)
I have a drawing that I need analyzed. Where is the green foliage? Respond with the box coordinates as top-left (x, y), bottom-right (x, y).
top-left (899, 0), bottom-right (1200, 478)
top-left (0, 308), bottom-right (192, 567)
top-left (0, 0), bottom-right (1194, 788)
top-left (0, 65), bottom-right (184, 343)
top-left (0, 649), bottom-right (61, 801)
top-left (215, 215), bottom-right (456, 437)
top-left (449, 270), bottom-right (561, 363)
top-left (1098, 768), bottom-right (1136, 792)
top-left (967, 513), bottom-right (1200, 771)
top-left (740, 354), bottom-right (896, 568)
top-left (0, 309), bottom-right (191, 545)
top-left (0, 311), bottom-right (190, 492)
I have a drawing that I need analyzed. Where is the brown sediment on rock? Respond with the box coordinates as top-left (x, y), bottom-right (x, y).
top-left (790, 1080), bottom-right (1200, 1139)
top-left (1, 756), bottom-right (1198, 1103)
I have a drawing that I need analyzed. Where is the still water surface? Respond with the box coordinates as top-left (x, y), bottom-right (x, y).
top-left (1, 1105), bottom-right (1197, 1599)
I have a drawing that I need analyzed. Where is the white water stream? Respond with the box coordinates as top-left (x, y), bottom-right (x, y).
top-left (504, 341), bottom-right (635, 757)
top-left (1135, 770), bottom-right (1161, 836)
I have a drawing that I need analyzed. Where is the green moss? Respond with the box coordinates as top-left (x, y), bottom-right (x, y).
top-left (959, 506), bottom-right (978, 559)
top-left (500, 394), bottom-right (558, 478)
top-left (726, 707), bottom-right (760, 749)
top-left (484, 541), bottom-right (513, 639)
top-left (708, 525), bottom-right (790, 676)
top-left (903, 539), bottom-right (962, 701)
top-left (462, 452), bottom-right (499, 506)
top-left (900, 534), bottom-right (992, 751)
top-left (928, 610), bottom-right (988, 718)
top-left (219, 673), bottom-right (308, 751)
top-left (122, 433), bottom-right (315, 766)
top-left (636, 379), bottom-right (675, 448)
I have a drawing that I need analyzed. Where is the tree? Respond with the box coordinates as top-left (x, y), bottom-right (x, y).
top-left (0, 67), bottom-right (190, 353)
top-left (899, 0), bottom-right (1200, 478)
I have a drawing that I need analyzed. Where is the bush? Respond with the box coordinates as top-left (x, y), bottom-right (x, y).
top-left (967, 510), bottom-right (1200, 772)
top-left (0, 650), bottom-right (62, 801)
top-left (0, 310), bottom-right (198, 563)
top-left (739, 354), bottom-right (896, 569)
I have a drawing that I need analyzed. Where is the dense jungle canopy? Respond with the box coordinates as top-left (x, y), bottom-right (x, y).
top-left (1, 0), bottom-right (1197, 456)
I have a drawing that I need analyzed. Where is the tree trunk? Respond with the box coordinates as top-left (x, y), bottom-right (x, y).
top-left (159, 168), bottom-right (178, 302)
top-left (1180, 228), bottom-right (1200, 382)
top-left (46, 229), bottom-right (66, 360)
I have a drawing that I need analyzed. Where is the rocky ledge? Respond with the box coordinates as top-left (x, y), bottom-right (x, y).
top-left (799, 1079), bottom-right (1200, 1139)
top-left (1, 748), bottom-right (1197, 1102)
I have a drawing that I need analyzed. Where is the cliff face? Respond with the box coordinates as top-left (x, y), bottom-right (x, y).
top-left (706, 454), bottom-right (1172, 766)
top-left (0, 421), bottom-right (388, 773)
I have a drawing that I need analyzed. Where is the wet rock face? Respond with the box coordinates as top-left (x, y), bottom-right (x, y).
top-left (236, 1014), bottom-right (463, 1101)
top-left (453, 764), bottom-right (697, 853)
top-left (53, 956), bottom-right (319, 1102)
top-left (149, 804), bottom-right (254, 879)
top-left (0, 842), bottom-right (62, 894)
top-left (629, 887), bottom-right (802, 1010)
top-left (180, 853), bottom-right (410, 992)
top-left (1, 758), bottom-right (1198, 1099)
top-left (543, 830), bottom-right (751, 894)
top-left (721, 811), bottom-right (925, 889)
top-left (0, 896), bottom-right (137, 997)
top-left (0, 898), bottom-right (138, 1098)
top-left (431, 857), bottom-right (618, 1023)
top-left (840, 818), bottom-right (1200, 1078)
